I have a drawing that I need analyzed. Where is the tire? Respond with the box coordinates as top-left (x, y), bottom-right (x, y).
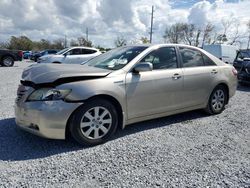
top-left (2, 56), bottom-right (14, 67)
top-left (70, 99), bottom-right (118, 146)
top-left (205, 85), bottom-right (228, 115)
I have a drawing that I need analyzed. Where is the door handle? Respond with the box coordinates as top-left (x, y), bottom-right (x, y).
top-left (172, 73), bottom-right (181, 80)
top-left (211, 69), bottom-right (218, 74)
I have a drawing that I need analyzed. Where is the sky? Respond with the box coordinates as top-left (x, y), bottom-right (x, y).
top-left (0, 0), bottom-right (249, 48)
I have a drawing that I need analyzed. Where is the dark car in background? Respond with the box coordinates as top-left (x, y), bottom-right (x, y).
top-left (0, 49), bottom-right (23, 67)
top-left (233, 49), bottom-right (250, 85)
top-left (30, 49), bottom-right (58, 62)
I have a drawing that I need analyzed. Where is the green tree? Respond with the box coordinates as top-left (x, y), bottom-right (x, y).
top-left (140, 37), bottom-right (150, 44)
top-left (8, 36), bottom-right (33, 50)
top-left (114, 36), bottom-right (127, 47)
top-left (77, 37), bottom-right (92, 47)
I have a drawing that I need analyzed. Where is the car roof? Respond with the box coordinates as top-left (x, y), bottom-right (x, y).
top-left (69, 46), bottom-right (99, 51)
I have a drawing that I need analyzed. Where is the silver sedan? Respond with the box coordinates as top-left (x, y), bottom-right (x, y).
top-left (15, 44), bottom-right (238, 146)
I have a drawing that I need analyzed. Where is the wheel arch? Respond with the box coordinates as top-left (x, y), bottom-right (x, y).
top-left (65, 94), bottom-right (124, 139)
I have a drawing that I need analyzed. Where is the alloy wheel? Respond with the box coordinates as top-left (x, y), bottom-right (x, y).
top-left (80, 106), bottom-right (112, 140)
top-left (3, 57), bottom-right (13, 67)
top-left (211, 89), bottom-right (225, 111)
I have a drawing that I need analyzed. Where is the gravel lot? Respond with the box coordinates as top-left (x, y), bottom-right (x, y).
top-left (0, 61), bottom-right (249, 187)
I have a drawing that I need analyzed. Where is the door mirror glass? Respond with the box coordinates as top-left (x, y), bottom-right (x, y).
top-left (133, 62), bottom-right (153, 73)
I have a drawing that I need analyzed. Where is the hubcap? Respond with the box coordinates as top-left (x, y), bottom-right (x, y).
top-left (80, 106), bottom-right (112, 140)
top-left (3, 58), bottom-right (12, 66)
top-left (211, 89), bottom-right (225, 111)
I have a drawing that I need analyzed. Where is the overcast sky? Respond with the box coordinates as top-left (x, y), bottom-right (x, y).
top-left (0, 0), bottom-right (249, 48)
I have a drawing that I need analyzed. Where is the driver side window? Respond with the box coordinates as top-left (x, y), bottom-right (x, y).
top-left (140, 47), bottom-right (178, 70)
top-left (66, 48), bottom-right (81, 55)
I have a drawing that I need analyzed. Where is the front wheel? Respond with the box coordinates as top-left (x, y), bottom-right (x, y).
top-left (70, 99), bottom-right (118, 146)
top-left (2, 56), bottom-right (14, 67)
top-left (205, 86), bottom-right (228, 115)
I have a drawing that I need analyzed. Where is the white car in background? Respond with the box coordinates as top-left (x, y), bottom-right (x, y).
top-left (37, 46), bottom-right (102, 64)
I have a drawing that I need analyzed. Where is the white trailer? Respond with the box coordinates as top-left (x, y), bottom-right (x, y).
top-left (203, 44), bottom-right (238, 64)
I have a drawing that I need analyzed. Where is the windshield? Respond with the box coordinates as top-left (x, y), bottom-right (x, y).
top-left (85, 46), bottom-right (148, 70)
top-left (241, 51), bottom-right (250, 58)
top-left (56, 48), bottom-right (70, 55)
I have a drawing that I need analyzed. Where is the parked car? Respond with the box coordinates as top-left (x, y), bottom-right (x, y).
top-left (0, 49), bottom-right (23, 67)
top-left (30, 49), bottom-right (58, 62)
top-left (15, 44), bottom-right (237, 146)
top-left (203, 44), bottom-right (238, 64)
top-left (23, 51), bottom-right (32, 59)
top-left (233, 49), bottom-right (250, 85)
top-left (37, 46), bottom-right (101, 64)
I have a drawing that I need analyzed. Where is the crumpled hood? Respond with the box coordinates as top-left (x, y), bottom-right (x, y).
top-left (21, 63), bottom-right (111, 85)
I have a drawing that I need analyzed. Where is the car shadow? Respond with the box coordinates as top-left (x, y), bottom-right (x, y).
top-left (0, 118), bottom-right (82, 161)
top-left (237, 84), bottom-right (250, 92)
top-left (114, 110), bottom-right (207, 139)
top-left (0, 110), bottom-right (207, 161)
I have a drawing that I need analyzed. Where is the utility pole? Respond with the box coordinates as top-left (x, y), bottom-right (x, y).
top-left (64, 35), bottom-right (67, 48)
top-left (149, 6), bottom-right (154, 43)
top-left (86, 27), bottom-right (89, 41)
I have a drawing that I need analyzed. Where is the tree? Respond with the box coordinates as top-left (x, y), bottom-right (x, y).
top-left (77, 37), bottom-right (92, 47)
top-left (163, 23), bottom-right (186, 43)
top-left (140, 37), bottom-right (150, 44)
top-left (51, 38), bottom-right (64, 49)
top-left (201, 23), bottom-right (214, 47)
top-left (182, 24), bottom-right (195, 45)
top-left (114, 36), bottom-right (127, 47)
top-left (70, 39), bottom-right (79, 47)
top-left (8, 36), bottom-right (33, 50)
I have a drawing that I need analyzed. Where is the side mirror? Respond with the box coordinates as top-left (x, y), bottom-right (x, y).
top-left (133, 62), bottom-right (153, 73)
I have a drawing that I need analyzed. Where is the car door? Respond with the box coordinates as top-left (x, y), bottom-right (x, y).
top-left (126, 46), bottom-right (184, 119)
top-left (63, 48), bottom-right (82, 64)
top-left (77, 49), bottom-right (98, 64)
top-left (178, 47), bottom-right (219, 107)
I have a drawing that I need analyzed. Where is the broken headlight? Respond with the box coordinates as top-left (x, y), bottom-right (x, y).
top-left (27, 88), bottom-right (71, 101)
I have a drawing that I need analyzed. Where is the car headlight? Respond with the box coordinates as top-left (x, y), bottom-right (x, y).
top-left (27, 88), bottom-right (71, 101)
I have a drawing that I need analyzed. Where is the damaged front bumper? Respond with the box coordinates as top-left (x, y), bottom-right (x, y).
top-left (15, 85), bottom-right (82, 139)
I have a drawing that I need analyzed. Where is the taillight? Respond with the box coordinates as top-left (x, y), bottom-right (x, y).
top-left (232, 67), bottom-right (237, 76)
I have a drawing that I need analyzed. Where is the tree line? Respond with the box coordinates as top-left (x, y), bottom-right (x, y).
top-left (1, 19), bottom-right (249, 51)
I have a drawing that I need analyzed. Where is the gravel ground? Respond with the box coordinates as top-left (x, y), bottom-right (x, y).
top-left (0, 61), bottom-right (249, 187)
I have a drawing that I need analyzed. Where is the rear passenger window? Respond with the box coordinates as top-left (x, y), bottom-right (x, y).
top-left (202, 54), bottom-right (216, 66)
top-left (140, 47), bottom-right (178, 70)
top-left (82, 49), bottom-right (97, 54)
top-left (179, 47), bottom-right (204, 67)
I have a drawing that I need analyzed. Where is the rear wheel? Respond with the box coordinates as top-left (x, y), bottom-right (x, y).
top-left (205, 85), bottom-right (228, 114)
top-left (2, 56), bottom-right (14, 67)
top-left (70, 99), bottom-right (118, 146)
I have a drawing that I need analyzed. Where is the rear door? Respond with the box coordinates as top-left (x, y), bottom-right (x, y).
top-left (178, 47), bottom-right (219, 107)
top-left (126, 46), bottom-right (184, 119)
